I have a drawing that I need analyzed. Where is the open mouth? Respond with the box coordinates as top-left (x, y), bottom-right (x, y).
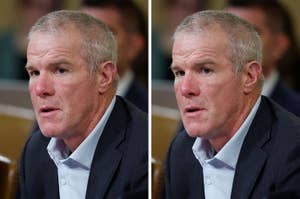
top-left (186, 107), bottom-right (201, 113)
top-left (39, 106), bottom-right (59, 114)
top-left (41, 108), bottom-right (56, 113)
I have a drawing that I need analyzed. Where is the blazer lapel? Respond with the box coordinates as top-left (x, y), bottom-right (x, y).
top-left (231, 97), bottom-right (273, 199)
top-left (38, 135), bottom-right (60, 199)
top-left (44, 162), bottom-right (60, 199)
top-left (85, 97), bottom-right (128, 199)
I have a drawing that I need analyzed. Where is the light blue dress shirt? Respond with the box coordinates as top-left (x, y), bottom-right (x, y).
top-left (47, 97), bottom-right (116, 199)
top-left (192, 97), bottom-right (261, 199)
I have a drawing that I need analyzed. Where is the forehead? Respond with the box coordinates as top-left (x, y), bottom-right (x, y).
top-left (172, 30), bottom-right (228, 57)
top-left (27, 29), bottom-right (82, 54)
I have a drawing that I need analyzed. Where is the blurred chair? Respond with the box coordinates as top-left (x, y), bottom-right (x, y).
top-left (0, 155), bottom-right (17, 199)
top-left (152, 159), bottom-right (164, 199)
top-left (152, 79), bottom-right (179, 198)
top-left (152, 105), bottom-right (179, 161)
top-left (0, 103), bottom-right (34, 199)
top-left (152, 105), bottom-right (180, 199)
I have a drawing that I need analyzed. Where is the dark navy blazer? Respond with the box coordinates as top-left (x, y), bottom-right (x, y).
top-left (125, 78), bottom-right (148, 113)
top-left (165, 96), bottom-right (300, 199)
top-left (18, 96), bottom-right (148, 199)
top-left (270, 80), bottom-right (300, 117)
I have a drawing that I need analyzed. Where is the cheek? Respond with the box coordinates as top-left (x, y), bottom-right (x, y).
top-left (203, 80), bottom-right (236, 107)
top-left (212, 81), bottom-right (242, 110)
top-left (174, 82), bottom-right (183, 103)
top-left (28, 83), bottom-right (38, 108)
top-left (67, 81), bottom-right (98, 108)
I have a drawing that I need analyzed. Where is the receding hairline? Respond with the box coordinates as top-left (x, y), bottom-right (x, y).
top-left (28, 10), bottom-right (110, 39)
top-left (27, 10), bottom-right (118, 70)
top-left (171, 10), bottom-right (264, 90)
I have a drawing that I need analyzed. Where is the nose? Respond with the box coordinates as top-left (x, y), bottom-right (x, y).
top-left (179, 72), bottom-right (200, 97)
top-left (34, 73), bottom-right (55, 97)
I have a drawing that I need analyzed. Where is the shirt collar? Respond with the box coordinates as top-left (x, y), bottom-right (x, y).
top-left (47, 96), bottom-right (116, 170)
top-left (192, 96), bottom-right (261, 170)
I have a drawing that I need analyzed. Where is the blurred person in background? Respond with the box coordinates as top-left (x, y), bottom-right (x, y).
top-left (81, 0), bottom-right (148, 112)
top-left (227, 0), bottom-right (300, 117)
top-left (0, 0), bottom-right (62, 80)
top-left (152, 0), bottom-right (208, 79)
top-left (18, 10), bottom-right (148, 199)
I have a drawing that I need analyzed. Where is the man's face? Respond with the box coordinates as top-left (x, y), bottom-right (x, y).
top-left (27, 30), bottom-right (100, 140)
top-left (172, 31), bottom-right (245, 139)
top-left (81, 6), bottom-right (130, 77)
top-left (227, 7), bottom-right (276, 77)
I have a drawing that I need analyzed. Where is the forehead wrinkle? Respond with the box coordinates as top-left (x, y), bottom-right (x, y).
top-left (173, 48), bottom-right (218, 66)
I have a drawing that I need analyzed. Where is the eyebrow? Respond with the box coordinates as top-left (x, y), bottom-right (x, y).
top-left (170, 59), bottom-right (216, 70)
top-left (193, 60), bottom-right (215, 66)
top-left (25, 59), bottom-right (71, 70)
top-left (48, 59), bottom-right (71, 67)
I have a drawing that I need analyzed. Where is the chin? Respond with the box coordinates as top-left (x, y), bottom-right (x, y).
top-left (40, 129), bottom-right (56, 138)
top-left (185, 130), bottom-right (202, 138)
top-left (39, 123), bottom-right (61, 138)
top-left (184, 122), bottom-right (209, 138)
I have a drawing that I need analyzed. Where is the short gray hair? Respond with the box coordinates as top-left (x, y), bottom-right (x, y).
top-left (173, 10), bottom-right (263, 73)
top-left (28, 10), bottom-right (117, 73)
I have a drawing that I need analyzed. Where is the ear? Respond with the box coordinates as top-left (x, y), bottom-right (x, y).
top-left (127, 32), bottom-right (145, 62)
top-left (272, 33), bottom-right (290, 61)
top-left (242, 61), bottom-right (263, 94)
top-left (96, 61), bottom-right (118, 94)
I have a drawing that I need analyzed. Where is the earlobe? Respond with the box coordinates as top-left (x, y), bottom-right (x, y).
top-left (243, 61), bottom-right (263, 94)
top-left (97, 61), bottom-right (117, 94)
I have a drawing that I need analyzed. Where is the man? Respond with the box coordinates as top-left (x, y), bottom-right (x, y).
top-left (81, 0), bottom-right (148, 112)
top-left (18, 10), bottom-right (148, 199)
top-left (227, 0), bottom-right (300, 117)
top-left (165, 10), bottom-right (300, 199)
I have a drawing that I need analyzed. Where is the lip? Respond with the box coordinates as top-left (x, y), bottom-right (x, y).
top-left (183, 105), bottom-right (206, 116)
top-left (38, 106), bottom-right (60, 117)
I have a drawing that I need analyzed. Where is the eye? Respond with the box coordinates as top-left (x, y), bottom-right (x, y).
top-left (173, 70), bottom-right (185, 77)
top-left (55, 67), bottom-right (68, 74)
top-left (200, 67), bottom-right (213, 74)
top-left (28, 70), bottom-right (40, 77)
